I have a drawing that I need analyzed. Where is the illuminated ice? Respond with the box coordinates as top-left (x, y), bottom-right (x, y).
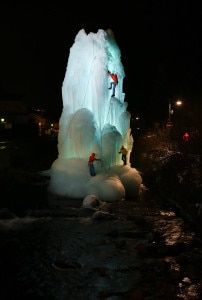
top-left (48, 28), bottom-right (143, 202)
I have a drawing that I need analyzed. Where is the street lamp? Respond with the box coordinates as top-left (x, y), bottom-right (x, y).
top-left (38, 122), bottom-right (41, 136)
top-left (168, 99), bottom-right (182, 121)
top-left (166, 99), bottom-right (183, 149)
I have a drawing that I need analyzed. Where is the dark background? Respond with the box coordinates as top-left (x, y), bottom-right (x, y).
top-left (1, 2), bottom-right (202, 123)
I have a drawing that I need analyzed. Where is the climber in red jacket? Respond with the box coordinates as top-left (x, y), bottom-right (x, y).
top-left (108, 70), bottom-right (118, 97)
top-left (88, 153), bottom-right (101, 176)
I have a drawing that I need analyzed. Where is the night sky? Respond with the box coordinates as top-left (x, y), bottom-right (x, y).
top-left (1, 2), bottom-right (202, 122)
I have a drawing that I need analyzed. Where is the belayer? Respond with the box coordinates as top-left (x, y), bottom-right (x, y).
top-left (119, 145), bottom-right (128, 165)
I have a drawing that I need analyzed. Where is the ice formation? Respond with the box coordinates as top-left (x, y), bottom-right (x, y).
top-left (48, 28), bottom-right (143, 202)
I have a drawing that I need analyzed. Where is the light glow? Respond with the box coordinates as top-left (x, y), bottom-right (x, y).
top-left (176, 100), bottom-right (182, 106)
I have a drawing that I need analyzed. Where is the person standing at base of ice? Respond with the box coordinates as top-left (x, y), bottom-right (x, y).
top-left (88, 153), bottom-right (101, 176)
top-left (182, 132), bottom-right (190, 142)
top-left (108, 70), bottom-right (118, 97)
top-left (119, 145), bottom-right (128, 165)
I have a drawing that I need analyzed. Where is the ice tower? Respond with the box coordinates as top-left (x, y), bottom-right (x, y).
top-left (48, 29), bottom-right (143, 202)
